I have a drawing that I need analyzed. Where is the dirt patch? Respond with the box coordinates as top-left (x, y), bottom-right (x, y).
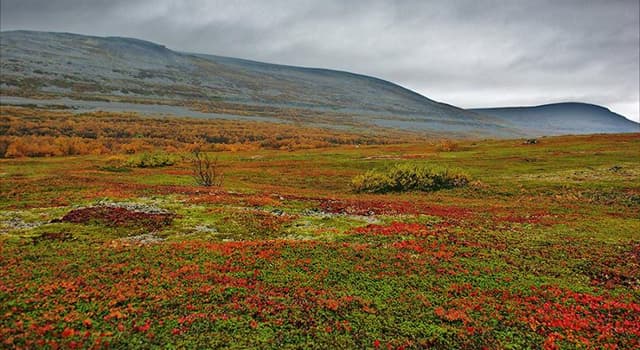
top-left (301, 208), bottom-right (380, 224)
top-left (118, 233), bottom-right (165, 245)
top-left (362, 155), bottom-right (402, 160)
top-left (195, 224), bottom-right (219, 233)
top-left (54, 205), bottom-right (175, 231)
top-left (1, 217), bottom-right (43, 233)
top-left (31, 231), bottom-right (74, 244)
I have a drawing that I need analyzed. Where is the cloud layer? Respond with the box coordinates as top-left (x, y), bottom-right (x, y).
top-left (2, 0), bottom-right (638, 122)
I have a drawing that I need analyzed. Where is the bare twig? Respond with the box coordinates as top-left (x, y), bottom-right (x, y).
top-left (191, 150), bottom-right (223, 187)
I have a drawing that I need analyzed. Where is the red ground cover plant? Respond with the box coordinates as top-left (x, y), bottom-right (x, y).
top-left (353, 222), bottom-right (435, 237)
top-left (55, 206), bottom-right (175, 231)
top-left (3, 238), bottom-right (638, 349)
top-left (516, 286), bottom-right (640, 349)
top-left (319, 198), bottom-right (472, 218)
top-left (2, 133), bottom-right (639, 348)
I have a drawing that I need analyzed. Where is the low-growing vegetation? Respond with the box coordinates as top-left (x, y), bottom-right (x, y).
top-left (124, 152), bottom-right (175, 168)
top-left (0, 106), bottom-right (415, 157)
top-left (1, 106), bottom-right (639, 349)
top-left (352, 163), bottom-right (469, 193)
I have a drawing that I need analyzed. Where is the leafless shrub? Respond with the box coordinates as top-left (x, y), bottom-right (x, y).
top-left (191, 150), bottom-right (223, 187)
top-left (437, 139), bottom-right (461, 152)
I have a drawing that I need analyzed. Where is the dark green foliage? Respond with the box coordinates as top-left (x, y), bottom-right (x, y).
top-left (352, 163), bottom-right (469, 193)
top-left (98, 165), bottom-right (132, 173)
top-left (125, 152), bottom-right (175, 168)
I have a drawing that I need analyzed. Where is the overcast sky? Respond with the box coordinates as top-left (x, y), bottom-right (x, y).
top-left (2, 0), bottom-right (639, 122)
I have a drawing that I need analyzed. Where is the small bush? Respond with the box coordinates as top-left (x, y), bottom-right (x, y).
top-left (351, 163), bottom-right (469, 193)
top-left (124, 152), bottom-right (175, 168)
top-left (437, 139), bottom-right (461, 152)
top-left (98, 155), bottom-right (130, 172)
top-left (191, 150), bottom-right (223, 187)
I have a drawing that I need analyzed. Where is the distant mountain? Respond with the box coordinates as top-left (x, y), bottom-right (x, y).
top-left (1, 30), bottom-right (637, 137)
top-left (473, 103), bottom-right (639, 136)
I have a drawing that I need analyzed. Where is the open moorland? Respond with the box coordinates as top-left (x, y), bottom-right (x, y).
top-left (1, 106), bottom-right (639, 349)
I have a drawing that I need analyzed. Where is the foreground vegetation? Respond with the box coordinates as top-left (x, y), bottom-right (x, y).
top-left (1, 108), bottom-right (639, 349)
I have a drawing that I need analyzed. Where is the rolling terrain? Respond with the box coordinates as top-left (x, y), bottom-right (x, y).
top-left (2, 30), bottom-right (637, 137)
top-left (0, 30), bottom-right (507, 137)
top-left (474, 103), bottom-right (639, 136)
top-left (1, 30), bottom-right (640, 350)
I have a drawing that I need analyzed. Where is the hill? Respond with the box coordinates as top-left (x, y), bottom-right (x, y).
top-left (1, 30), bottom-right (637, 137)
top-left (473, 103), bottom-right (639, 136)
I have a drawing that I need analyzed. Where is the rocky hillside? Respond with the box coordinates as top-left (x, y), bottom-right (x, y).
top-left (1, 30), bottom-right (637, 137)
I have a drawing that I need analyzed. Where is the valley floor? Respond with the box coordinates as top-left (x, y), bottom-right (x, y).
top-left (1, 133), bottom-right (639, 349)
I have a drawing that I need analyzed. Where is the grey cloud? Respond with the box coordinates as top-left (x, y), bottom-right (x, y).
top-left (1, 0), bottom-right (638, 121)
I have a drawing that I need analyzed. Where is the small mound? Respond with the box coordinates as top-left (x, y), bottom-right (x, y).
top-left (56, 205), bottom-right (175, 231)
